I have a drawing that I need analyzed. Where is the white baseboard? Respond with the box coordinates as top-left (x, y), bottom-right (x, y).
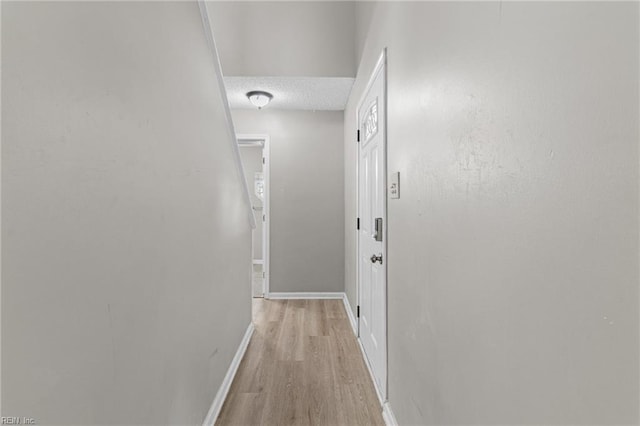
top-left (382, 401), bottom-right (398, 426)
top-left (267, 292), bottom-right (344, 299)
top-left (202, 322), bottom-right (255, 426)
top-left (341, 294), bottom-right (358, 335)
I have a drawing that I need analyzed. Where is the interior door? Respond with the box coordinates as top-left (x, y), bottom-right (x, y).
top-left (357, 53), bottom-right (386, 399)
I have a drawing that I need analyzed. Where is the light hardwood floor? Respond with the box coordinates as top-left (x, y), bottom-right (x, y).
top-left (215, 298), bottom-right (385, 426)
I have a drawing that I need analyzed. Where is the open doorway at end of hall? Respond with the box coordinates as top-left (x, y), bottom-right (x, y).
top-left (237, 135), bottom-right (270, 301)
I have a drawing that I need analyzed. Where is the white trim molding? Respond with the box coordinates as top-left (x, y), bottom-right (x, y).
top-left (202, 323), bottom-right (255, 426)
top-left (382, 401), bottom-right (399, 426)
top-left (267, 292), bottom-right (344, 300)
top-left (342, 294), bottom-right (358, 335)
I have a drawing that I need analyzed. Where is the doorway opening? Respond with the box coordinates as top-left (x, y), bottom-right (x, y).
top-left (237, 134), bottom-right (270, 301)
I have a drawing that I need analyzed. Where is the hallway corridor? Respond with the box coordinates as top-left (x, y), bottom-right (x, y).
top-left (216, 299), bottom-right (384, 425)
top-left (3, 2), bottom-right (639, 424)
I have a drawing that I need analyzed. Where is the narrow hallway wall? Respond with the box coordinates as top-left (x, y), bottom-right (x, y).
top-left (2, 2), bottom-right (252, 424)
top-left (233, 110), bottom-right (345, 294)
top-left (345, 2), bottom-right (639, 424)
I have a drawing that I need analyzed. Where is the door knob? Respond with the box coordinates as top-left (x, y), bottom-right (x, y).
top-left (370, 253), bottom-right (383, 264)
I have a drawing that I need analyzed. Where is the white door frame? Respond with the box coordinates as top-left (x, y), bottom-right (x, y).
top-left (237, 134), bottom-right (270, 297)
top-left (355, 49), bottom-right (388, 403)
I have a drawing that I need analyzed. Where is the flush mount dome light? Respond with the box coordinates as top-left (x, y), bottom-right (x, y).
top-left (246, 90), bottom-right (273, 109)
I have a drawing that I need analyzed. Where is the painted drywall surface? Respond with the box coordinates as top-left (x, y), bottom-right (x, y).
top-left (353, 1), bottom-right (377, 70)
top-left (207, 1), bottom-right (355, 77)
top-left (233, 110), bottom-right (345, 294)
top-left (346, 1), bottom-right (639, 424)
top-left (2, 2), bottom-right (251, 424)
top-left (239, 146), bottom-right (264, 260)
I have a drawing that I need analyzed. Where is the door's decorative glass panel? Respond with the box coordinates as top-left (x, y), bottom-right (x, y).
top-left (254, 172), bottom-right (264, 201)
top-left (364, 98), bottom-right (378, 142)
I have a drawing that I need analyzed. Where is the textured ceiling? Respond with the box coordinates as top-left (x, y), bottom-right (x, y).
top-left (224, 76), bottom-right (355, 111)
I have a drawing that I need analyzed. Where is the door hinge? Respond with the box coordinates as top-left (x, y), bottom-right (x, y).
top-left (357, 129), bottom-right (360, 142)
top-left (356, 217), bottom-right (360, 230)
top-left (263, 214), bottom-right (266, 222)
top-left (262, 157), bottom-right (265, 164)
top-left (262, 272), bottom-right (266, 278)
top-left (357, 305), bottom-right (360, 318)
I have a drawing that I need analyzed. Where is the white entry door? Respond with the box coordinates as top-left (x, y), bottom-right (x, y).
top-left (357, 51), bottom-right (387, 399)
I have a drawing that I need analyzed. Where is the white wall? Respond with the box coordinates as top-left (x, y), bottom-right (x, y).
top-left (346, 2), bottom-right (639, 424)
top-left (207, 1), bottom-right (356, 77)
top-left (233, 110), bottom-right (344, 294)
top-left (2, 2), bottom-right (251, 424)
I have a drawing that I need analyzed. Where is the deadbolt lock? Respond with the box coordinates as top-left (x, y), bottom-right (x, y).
top-left (370, 253), bottom-right (383, 264)
top-left (373, 217), bottom-right (383, 241)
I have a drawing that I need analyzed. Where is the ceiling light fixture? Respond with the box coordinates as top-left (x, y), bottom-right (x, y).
top-left (246, 90), bottom-right (273, 109)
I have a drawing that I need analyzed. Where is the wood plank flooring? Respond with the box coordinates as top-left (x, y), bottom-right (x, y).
top-left (216, 299), bottom-right (384, 426)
